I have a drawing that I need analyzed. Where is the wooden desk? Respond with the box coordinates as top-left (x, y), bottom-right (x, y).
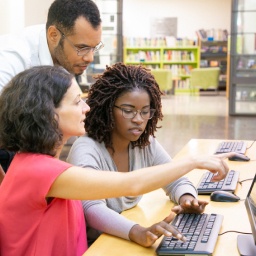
top-left (83, 139), bottom-right (256, 256)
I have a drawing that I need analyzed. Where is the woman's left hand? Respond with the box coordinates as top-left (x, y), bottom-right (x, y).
top-left (171, 194), bottom-right (209, 214)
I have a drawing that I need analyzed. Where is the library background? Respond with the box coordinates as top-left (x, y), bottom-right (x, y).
top-left (84, 0), bottom-right (256, 116)
top-left (1, 0), bottom-right (255, 116)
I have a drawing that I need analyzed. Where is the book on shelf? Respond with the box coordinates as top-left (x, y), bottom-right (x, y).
top-left (209, 60), bottom-right (219, 67)
top-left (124, 37), bottom-right (196, 47)
top-left (223, 29), bottom-right (228, 41)
top-left (198, 29), bottom-right (208, 41)
top-left (162, 65), bottom-right (192, 77)
top-left (200, 60), bottom-right (208, 67)
top-left (219, 74), bottom-right (227, 81)
top-left (183, 65), bottom-right (192, 74)
top-left (196, 29), bottom-right (229, 41)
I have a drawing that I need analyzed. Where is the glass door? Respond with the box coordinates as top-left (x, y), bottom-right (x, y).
top-left (229, 0), bottom-right (256, 115)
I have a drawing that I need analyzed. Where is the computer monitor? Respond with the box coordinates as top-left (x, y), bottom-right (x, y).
top-left (237, 173), bottom-right (256, 256)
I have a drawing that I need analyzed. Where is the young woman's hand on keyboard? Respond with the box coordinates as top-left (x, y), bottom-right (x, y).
top-left (171, 194), bottom-right (209, 214)
top-left (129, 212), bottom-right (186, 247)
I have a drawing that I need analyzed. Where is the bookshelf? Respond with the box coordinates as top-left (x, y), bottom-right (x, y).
top-left (123, 38), bottom-right (200, 93)
top-left (198, 39), bottom-right (228, 91)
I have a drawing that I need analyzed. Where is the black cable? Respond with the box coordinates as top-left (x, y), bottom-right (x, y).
top-left (246, 140), bottom-right (256, 150)
top-left (244, 140), bottom-right (256, 161)
top-left (239, 178), bottom-right (253, 184)
top-left (219, 230), bottom-right (252, 236)
top-left (234, 178), bottom-right (253, 200)
top-left (238, 178), bottom-right (253, 187)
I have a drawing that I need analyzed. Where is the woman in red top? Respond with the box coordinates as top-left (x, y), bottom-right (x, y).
top-left (0, 65), bottom-right (232, 255)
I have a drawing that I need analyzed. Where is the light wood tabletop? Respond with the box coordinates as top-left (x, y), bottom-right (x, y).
top-left (83, 139), bottom-right (256, 256)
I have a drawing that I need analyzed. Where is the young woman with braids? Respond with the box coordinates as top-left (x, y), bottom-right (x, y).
top-left (0, 65), bottom-right (233, 255)
top-left (67, 62), bottom-right (232, 247)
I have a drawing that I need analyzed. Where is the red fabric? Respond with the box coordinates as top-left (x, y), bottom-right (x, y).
top-left (0, 153), bottom-right (87, 256)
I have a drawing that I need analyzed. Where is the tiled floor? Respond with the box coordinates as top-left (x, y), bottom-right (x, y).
top-left (60, 94), bottom-right (256, 160)
top-left (157, 94), bottom-right (256, 157)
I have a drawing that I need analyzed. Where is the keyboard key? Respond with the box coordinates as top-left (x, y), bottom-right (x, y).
top-left (215, 141), bottom-right (246, 154)
top-left (197, 170), bottom-right (239, 194)
top-left (156, 213), bottom-right (224, 256)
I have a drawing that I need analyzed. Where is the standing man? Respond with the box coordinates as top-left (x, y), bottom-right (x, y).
top-left (0, 0), bottom-right (103, 91)
top-left (0, 0), bottom-right (103, 172)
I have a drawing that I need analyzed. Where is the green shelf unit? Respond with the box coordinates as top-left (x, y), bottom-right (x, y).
top-left (124, 46), bottom-right (200, 93)
top-left (123, 46), bottom-right (200, 79)
top-left (124, 46), bottom-right (200, 71)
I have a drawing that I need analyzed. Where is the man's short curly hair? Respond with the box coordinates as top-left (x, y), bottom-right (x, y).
top-left (46, 0), bottom-right (102, 35)
top-left (0, 66), bottom-right (73, 156)
top-left (85, 62), bottom-right (164, 150)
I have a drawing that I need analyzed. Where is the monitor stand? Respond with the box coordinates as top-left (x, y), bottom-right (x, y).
top-left (237, 234), bottom-right (256, 256)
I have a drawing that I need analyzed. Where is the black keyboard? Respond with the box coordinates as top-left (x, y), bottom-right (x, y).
top-left (215, 141), bottom-right (246, 154)
top-left (197, 170), bottom-right (239, 194)
top-left (156, 213), bottom-right (223, 256)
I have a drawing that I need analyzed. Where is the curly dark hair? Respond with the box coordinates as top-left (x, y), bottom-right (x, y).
top-left (46, 0), bottom-right (101, 34)
top-left (85, 62), bottom-right (164, 150)
top-left (0, 66), bottom-right (73, 156)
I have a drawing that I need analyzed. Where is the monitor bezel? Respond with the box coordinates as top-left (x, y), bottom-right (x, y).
top-left (245, 173), bottom-right (256, 245)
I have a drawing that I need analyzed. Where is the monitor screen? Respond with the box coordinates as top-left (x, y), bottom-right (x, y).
top-left (245, 175), bottom-right (256, 244)
top-left (237, 173), bottom-right (256, 255)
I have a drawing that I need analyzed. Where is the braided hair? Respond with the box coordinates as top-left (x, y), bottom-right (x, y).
top-left (85, 62), bottom-right (164, 150)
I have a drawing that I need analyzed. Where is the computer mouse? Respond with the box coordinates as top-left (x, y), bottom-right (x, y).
top-left (228, 154), bottom-right (250, 162)
top-left (210, 191), bottom-right (240, 202)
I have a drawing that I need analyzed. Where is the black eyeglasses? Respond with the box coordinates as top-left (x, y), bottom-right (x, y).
top-left (56, 27), bottom-right (104, 56)
top-left (114, 105), bottom-right (156, 120)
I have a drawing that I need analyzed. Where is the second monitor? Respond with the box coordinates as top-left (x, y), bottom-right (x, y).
top-left (237, 173), bottom-right (256, 256)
